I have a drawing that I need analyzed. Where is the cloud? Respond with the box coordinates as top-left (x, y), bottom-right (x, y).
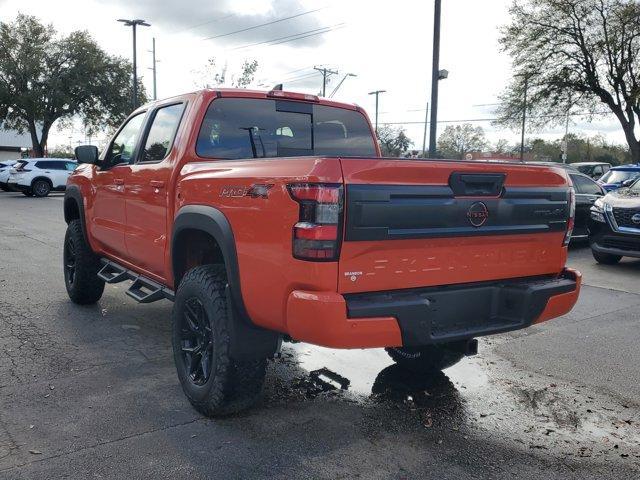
top-left (103, 0), bottom-right (326, 47)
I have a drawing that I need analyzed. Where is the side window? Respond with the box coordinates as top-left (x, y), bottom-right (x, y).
top-left (573, 175), bottom-right (601, 195)
top-left (106, 113), bottom-right (146, 166)
top-left (65, 162), bottom-right (77, 171)
top-left (35, 161), bottom-right (51, 169)
top-left (51, 161), bottom-right (67, 170)
top-left (141, 103), bottom-right (185, 163)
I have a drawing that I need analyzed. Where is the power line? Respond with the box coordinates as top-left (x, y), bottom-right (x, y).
top-left (379, 109), bottom-right (616, 126)
top-left (203, 7), bottom-right (326, 41)
top-left (230, 23), bottom-right (346, 51)
top-left (230, 24), bottom-right (344, 51)
top-left (170, 13), bottom-right (236, 35)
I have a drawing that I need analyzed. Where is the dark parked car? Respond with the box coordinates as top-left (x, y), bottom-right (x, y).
top-left (571, 162), bottom-right (611, 180)
top-left (568, 172), bottom-right (605, 240)
top-left (598, 164), bottom-right (640, 192)
top-left (589, 178), bottom-right (640, 264)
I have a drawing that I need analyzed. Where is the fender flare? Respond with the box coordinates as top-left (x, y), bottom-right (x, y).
top-left (171, 205), bottom-right (280, 359)
top-left (64, 185), bottom-right (88, 242)
top-left (172, 205), bottom-right (248, 320)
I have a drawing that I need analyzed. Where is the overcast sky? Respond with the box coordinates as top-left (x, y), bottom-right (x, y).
top-left (0, 0), bottom-right (626, 150)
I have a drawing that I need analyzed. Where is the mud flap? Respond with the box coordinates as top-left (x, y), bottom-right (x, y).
top-left (225, 285), bottom-right (280, 360)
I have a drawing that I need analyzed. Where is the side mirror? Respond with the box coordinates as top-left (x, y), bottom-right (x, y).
top-left (621, 179), bottom-right (635, 187)
top-left (75, 145), bottom-right (99, 164)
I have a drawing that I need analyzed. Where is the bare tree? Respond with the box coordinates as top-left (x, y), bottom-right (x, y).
top-left (495, 0), bottom-right (640, 161)
top-left (437, 124), bottom-right (488, 159)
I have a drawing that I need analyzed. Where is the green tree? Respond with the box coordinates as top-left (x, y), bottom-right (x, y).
top-left (437, 124), bottom-right (487, 159)
top-left (496, 0), bottom-right (640, 161)
top-left (377, 126), bottom-right (413, 156)
top-left (199, 57), bottom-right (259, 89)
top-left (0, 15), bottom-right (143, 157)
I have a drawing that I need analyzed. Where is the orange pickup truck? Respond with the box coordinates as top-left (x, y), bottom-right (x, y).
top-left (63, 88), bottom-right (581, 416)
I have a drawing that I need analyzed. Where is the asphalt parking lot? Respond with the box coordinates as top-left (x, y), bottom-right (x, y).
top-left (1, 192), bottom-right (639, 479)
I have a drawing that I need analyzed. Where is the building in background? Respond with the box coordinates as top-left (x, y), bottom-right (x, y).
top-left (0, 127), bottom-right (30, 161)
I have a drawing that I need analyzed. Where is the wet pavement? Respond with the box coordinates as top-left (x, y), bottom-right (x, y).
top-left (0, 192), bottom-right (639, 479)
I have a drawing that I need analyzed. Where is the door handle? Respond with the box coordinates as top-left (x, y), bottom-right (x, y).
top-left (150, 180), bottom-right (165, 189)
top-left (114, 178), bottom-right (124, 185)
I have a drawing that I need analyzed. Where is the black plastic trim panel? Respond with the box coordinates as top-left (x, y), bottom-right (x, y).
top-left (344, 184), bottom-right (571, 241)
top-left (345, 272), bottom-right (578, 346)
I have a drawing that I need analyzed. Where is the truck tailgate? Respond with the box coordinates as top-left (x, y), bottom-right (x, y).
top-left (338, 158), bottom-right (571, 294)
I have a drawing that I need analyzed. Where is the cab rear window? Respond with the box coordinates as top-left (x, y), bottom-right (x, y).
top-left (196, 98), bottom-right (377, 159)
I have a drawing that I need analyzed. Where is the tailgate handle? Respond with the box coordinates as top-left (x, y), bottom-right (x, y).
top-left (449, 173), bottom-right (506, 197)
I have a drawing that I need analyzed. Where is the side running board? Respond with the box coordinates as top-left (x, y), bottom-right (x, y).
top-left (98, 259), bottom-right (175, 303)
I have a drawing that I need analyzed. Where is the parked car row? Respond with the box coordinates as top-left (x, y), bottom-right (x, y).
top-left (0, 158), bottom-right (76, 197)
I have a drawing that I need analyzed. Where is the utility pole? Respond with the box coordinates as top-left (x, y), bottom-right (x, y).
top-left (520, 74), bottom-right (529, 161)
top-left (561, 109), bottom-right (570, 163)
top-left (428, 0), bottom-right (442, 158)
top-left (422, 102), bottom-right (430, 156)
top-left (368, 90), bottom-right (386, 136)
top-left (149, 37), bottom-right (158, 101)
top-left (118, 19), bottom-right (151, 109)
top-left (314, 66), bottom-right (338, 97)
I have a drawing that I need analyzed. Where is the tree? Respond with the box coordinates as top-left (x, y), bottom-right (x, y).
top-left (496, 0), bottom-right (640, 161)
top-left (437, 124), bottom-right (488, 159)
top-left (0, 15), bottom-right (143, 157)
top-left (493, 138), bottom-right (514, 154)
top-left (377, 126), bottom-right (413, 156)
top-left (199, 57), bottom-right (259, 89)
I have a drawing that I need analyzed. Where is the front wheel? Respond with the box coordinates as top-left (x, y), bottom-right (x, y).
top-left (172, 265), bottom-right (267, 417)
top-left (32, 179), bottom-right (51, 197)
top-left (63, 220), bottom-right (105, 304)
top-left (592, 249), bottom-right (622, 265)
top-left (386, 342), bottom-right (467, 374)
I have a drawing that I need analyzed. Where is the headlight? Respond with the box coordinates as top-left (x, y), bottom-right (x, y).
top-left (590, 198), bottom-right (607, 223)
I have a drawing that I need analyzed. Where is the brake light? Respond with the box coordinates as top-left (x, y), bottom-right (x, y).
top-left (563, 187), bottom-right (576, 246)
top-left (288, 183), bottom-right (343, 261)
top-left (267, 90), bottom-right (319, 102)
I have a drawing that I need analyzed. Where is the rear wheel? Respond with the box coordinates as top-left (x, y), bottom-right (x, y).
top-left (592, 249), bottom-right (622, 265)
top-left (63, 220), bottom-right (105, 304)
top-left (386, 342), bottom-right (467, 374)
top-left (172, 265), bottom-right (267, 417)
top-left (32, 179), bottom-right (51, 197)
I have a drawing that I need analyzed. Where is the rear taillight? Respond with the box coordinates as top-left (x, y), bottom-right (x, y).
top-left (288, 183), bottom-right (343, 261)
top-left (563, 187), bottom-right (576, 246)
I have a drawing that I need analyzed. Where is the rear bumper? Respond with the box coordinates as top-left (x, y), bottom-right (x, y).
top-left (7, 182), bottom-right (27, 192)
top-left (286, 269), bottom-right (581, 349)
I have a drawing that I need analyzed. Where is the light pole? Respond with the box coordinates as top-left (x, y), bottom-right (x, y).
top-left (517, 72), bottom-right (532, 161)
top-left (422, 102), bottom-right (429, 156)
top-left (428, 0), bottom-right (447, 158)
top-left (148, 37), bottom-right (158, 101)
top-left (368, 90), bottom-right (386, 136)
top-left (118, 19), bottom-right (151, 109)
top-left (329, 73), bottom-right (357, 98)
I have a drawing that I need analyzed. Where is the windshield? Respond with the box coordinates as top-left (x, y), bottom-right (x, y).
top-left (196, 98), bottom-right (377, 159)
top-left (599, 170), bottom-right (640, 184)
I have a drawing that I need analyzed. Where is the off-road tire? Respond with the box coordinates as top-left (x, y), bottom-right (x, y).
top-left (32, 179), bottom-right (51, 197)
top-left (592, 249), bottom-right (622, 265)
top-left (63, 220), bottom-right (105, 304)
top-left (385, 342), bottom-right (467, 374)
top-left (0, 183), bottom-right (9, 192)
top-left (172, 265), bottom-right (267, 417)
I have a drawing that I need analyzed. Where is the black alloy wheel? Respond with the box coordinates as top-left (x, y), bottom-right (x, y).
top-left (64, 236), bottom-right (77, 288)
top-left (180, 297), bottom-right (214, 386)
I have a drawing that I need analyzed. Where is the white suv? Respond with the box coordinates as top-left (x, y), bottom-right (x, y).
top-left (8, 158), bottom-right (77, 197)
